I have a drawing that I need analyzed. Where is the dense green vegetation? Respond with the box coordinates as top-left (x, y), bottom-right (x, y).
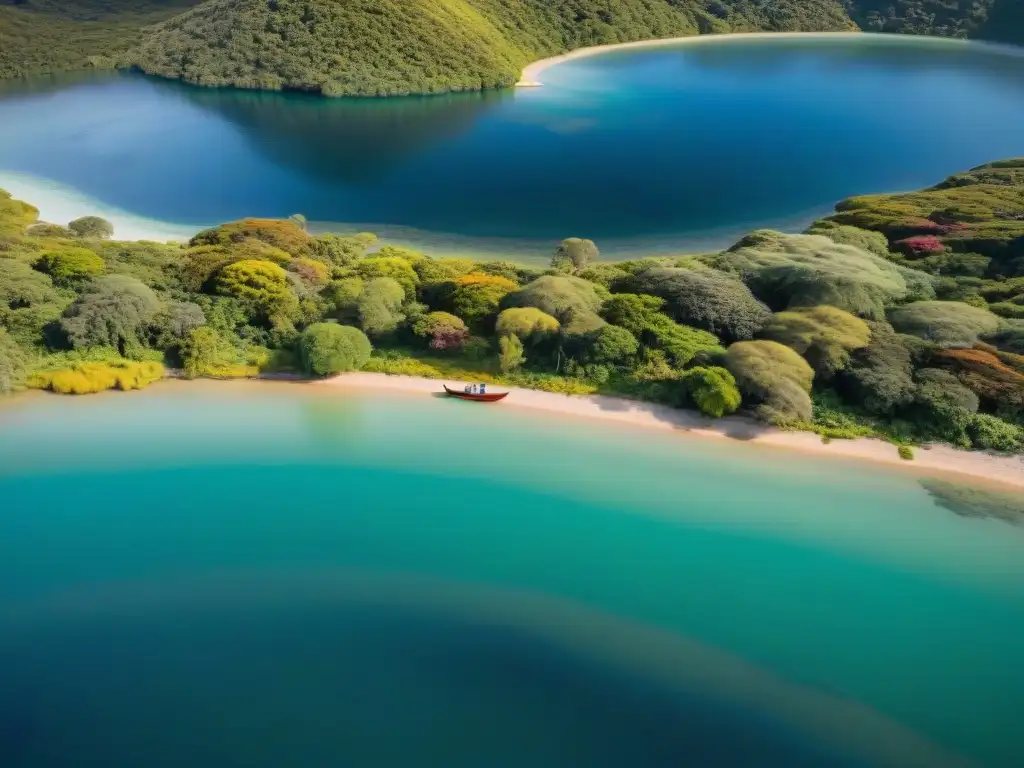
top-left (844, 0), bottom-right (1022, 44)
top-left (3, 1), bottom-right (1022, 91)
top-left (0, 0), bottom-right (202, 79)
top-left (2, 159), bottom-right (1023, 455)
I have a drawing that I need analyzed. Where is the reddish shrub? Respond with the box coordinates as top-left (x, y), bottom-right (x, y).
top-left (893, 235), bottom-right (946, 256)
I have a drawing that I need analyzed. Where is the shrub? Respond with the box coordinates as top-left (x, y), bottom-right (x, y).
top-left (357, 277), bottom-right (405, 336)
top-left (804, 222), bottom-right (892, 257)
top-left (839, 322), bottom-right (917, 415)
top-left (551, 238), bottom-right (598, 273)
top-left (351, 257), bottom-right (419, 300)
top-left (501, 275), bottom-right (604, 324)
top-left (898, 445), bottom-right (914, 461)
top-left (0, 329), bottom-right (29, 395)
top-left (451, 274), bottom-right (518, 326)
top-left (28, 360), bottom-right (163, 395)
top-left (495, 307), bottom-right (560, 344)
top-left (724, 340), bottom-right (814, 423)
top-left (413, 257), bottom-right (477, 287)
top-left (313, 233), bottom-right (376, 265)
top-left (299, 323), bottom-right (372, 376)
top-left (27, 222), bottom-right (75, 238)
top-left (625, 267), bottom-right (771, 341)
top-left (680, 366), bottom-right (741, 418)
top-left (710, 230), bottom-right (912, 319)
top-left (215, 259), bottom-right (298, 328)
top-left (68, 216), bottom-right (114, 240)
top-left (288, 257), bottom-right (330, 287)
top-left (412, 311), bottom-right (468, 351)
top-left (760, 306), bottom-right (871, 378)
top-left (888, 301), bottom-right (1000, 348)
top-left (967, 414), bottom-right (1024, 453)
top-left (586, 325), bottom-right (639, 365)
top-left (61, 275), bottom-right (161, 352)
top-left (34, 247), bottom-right (105, 285)
top-left (499, 334), bottom-right (526, 372)
top-left (931, 347), bottom-right (1024, 409)
top-left (190, 218), bottom-right (313, 256)
top-left (323, 277), bottom-right (365, 322)
top-left (180, 326), bottom-right (256, 379)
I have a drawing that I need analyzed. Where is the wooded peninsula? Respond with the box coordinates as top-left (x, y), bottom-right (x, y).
top-left (1, 1), bottom-right (1022, 96)
top-left (2, 158), bottom-right (1022, 457)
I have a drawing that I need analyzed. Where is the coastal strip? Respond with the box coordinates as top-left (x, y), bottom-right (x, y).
top-left (514, 30), bottom-right (1024, 87)
top-left (319, 373), bottom-right (1024, 490)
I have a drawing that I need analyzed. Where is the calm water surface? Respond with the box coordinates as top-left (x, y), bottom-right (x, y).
top-left (0, 382), bottom-right (1022, 767)
top-left (1, 35), bottom-right (1024, 259)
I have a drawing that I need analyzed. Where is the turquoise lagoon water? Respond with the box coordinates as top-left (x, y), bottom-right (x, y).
top-left (2, 35), bottom-right (1024, 258)
top-left (1, 382), bottom-right (1023, 767)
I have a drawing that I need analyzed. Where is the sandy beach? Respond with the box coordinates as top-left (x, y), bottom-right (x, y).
top-left (320, 372), bottom-right (1024, 490)
top-left (516, 32), bottom-right (870, 87)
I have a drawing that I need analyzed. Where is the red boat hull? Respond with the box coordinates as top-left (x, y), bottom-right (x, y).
top-left (443, 385), bottom-right (509, 402)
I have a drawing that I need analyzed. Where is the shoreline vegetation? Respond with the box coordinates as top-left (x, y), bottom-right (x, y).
top-left (1, 2), bottom-right (1022, 96)
top-left (2, 157), bottom-right (1023, 492)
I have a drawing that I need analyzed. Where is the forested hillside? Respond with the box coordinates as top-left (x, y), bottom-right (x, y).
top-left (0, 0), bottom-right (201, 78)
top-left (130, 0), bottom-right (856, 97)
top-left (2, 0), bottom-right (1022, 91)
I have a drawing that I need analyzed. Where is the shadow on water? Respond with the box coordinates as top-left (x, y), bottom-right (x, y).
top-left (158, 78), bottom-right (511, 184)
top-left (0, 571), bottom-right (969, 768)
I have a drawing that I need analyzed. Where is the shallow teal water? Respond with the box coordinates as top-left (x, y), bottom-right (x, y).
top-left (2, 35), bottom-right (1024, 258)
top-left (0, 382), bottom-right (1022, 767)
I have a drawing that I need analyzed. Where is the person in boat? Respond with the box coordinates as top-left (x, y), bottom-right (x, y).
top-left (464, 384), bottom-right (471, 393)
top-left (479, 383), bottom-right (487, 394)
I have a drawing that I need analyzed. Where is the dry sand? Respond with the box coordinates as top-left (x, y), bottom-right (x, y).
top-left (319, 373), bottom-right (1024, 490)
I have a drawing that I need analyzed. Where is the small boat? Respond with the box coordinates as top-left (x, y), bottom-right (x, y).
top-left (443, 385), bottom-right (509, 402)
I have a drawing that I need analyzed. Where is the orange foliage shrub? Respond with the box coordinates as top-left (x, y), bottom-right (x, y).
top-left (933, 348), bottom-right (1024, 407)
top-left (190, 218), bottom-right (313, 256)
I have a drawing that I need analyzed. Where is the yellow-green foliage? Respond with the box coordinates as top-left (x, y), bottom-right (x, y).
top-left (351, 257), bottom-right (419, 300)
top-left (180, 326), bottom-right (258, 379)
top-left (451, 273), bottom-right (518, 325)
top-left (215, 259), bottom-right (298, 326)
top-left (495, 307), bottom-right (560, 342)
top-left (0, 188), bottom-right (39, 237)
top-left (28, 360), bottom-right (164, 395)
top-left (760, 305), bottom-right (871, 376)
top-left (35, 246), bottom-right (105, 285)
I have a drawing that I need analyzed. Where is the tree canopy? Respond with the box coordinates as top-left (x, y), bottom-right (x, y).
top-left (888, 301), bottom-right (1001, 348)
top-left (625, 266), bottom-right (771, 341)
top-left (60, 274), bottom-right (161, 352)
top-left (300, 323), bottom-right (372, 375)
top-left (760, 305), bottom-right (871, 377)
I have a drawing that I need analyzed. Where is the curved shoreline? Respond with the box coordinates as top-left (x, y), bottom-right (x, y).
top-left (516, 31), bottom-right (1023, 87)
top-left (318, 373), bottom-right (1024, 491)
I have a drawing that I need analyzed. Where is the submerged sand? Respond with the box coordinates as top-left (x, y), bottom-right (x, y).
top-left (320, 373), bottom-right (1024, 490)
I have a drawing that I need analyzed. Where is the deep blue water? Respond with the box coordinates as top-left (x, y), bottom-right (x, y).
top-left (2, 35), bottom-right (1024, 258)
top-left (0, 382), bottom-right (1023, 767)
